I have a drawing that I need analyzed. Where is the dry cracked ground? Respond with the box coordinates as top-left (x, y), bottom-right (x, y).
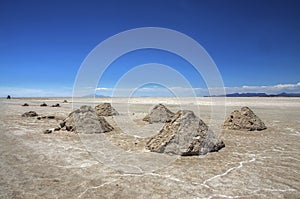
top-left (0, 97), bottom-right (299, 198)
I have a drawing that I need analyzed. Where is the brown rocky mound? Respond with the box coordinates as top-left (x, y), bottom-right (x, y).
top-left (59, 105), bottom-right (113, 134)
top-left (146, 110), bottom-right (225, 156)
top-left (94, 103), bottom-right (119, 116)
top-left (223, 106), bottom-right (267, 131)
top-left (143, 103), bottom-right (174, 123)
top-left (22, 111), bottom-right (38, 117)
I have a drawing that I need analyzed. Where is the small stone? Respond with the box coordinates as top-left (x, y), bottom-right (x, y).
top-left (47, 116), bottom-right (55, 119)
top-left (40, 103), bottom-right (47, 107)
top-left (60, 121), bottom-right (66, 128)
top-left (22, 103), bottom-right (29, 106)
top-left (43, 129), bottom-right (52, 134)
top-left (65, 126), bottom-right (74, 131)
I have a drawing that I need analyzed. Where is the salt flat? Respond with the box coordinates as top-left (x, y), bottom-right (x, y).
top-left (0, 97), bottom-right (299, 198)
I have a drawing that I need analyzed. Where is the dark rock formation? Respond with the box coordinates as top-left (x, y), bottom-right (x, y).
top-left (143, 103), bottom-right (174, 123)
top-left (146, 110), bottom-right (225, 156)
top-left (43, 129), bottom-right (52, 134)
top-left (223, 107), bottom-right (267, 131)
top-left (7, 95), bottom-right (11, 99)
top-left (37, 116), bottom-right (55, 120)
top-left (40, 103), bottom-right (47, 107)
top-left (51, 103), bottom-right (60, 107)
top-left (94, 103), bottom-right (119, 116)
top-left (22, 111), bottom-right (38, 117)
top-left (60, 105), bottom-right (113, 134)
top-left (22, 103), bottom-right (29, 106)
top-left (63, 100), bottom-right (68, 103)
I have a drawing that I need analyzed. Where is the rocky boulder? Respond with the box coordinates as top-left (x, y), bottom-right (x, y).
top-left (146, 110), bottom-right (225, 156)
top-left (40, 103), bottom-right (47, 107)
top-left (22, 111), bottom-right (38, 117)
top-left (223, 106), bottom-right (267, 131)
top-left (94, 103), bottom-right (119, 116)
top-left (60, 105), bottom-right (113, 134)
top-left (143, 103), bottom-right (174, 123)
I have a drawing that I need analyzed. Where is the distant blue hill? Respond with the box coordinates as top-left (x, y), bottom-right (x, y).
top-left (205, 92), bottom-right (300, 97)
top-left (82, 94), bottom-right (110, 98)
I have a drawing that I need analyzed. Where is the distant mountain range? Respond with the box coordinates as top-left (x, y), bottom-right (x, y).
top-left (206, 92), bottom-right (300, 97)
top-left (81, 92), bottom-right (300, 98)
top-left (82, 94), bottom-right (110, 98)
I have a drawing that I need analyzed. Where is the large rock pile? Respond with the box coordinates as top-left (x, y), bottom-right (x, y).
top-left (143, 103), bottom-right (174, 123)
top-left (146, 110), bottom-right (225, 156)
top-left (223, 106), bottom-right (267, 131)
top-left (60, 105), bottom-right (113, 133)
top-left (94, 103), bottom-right (119, 116)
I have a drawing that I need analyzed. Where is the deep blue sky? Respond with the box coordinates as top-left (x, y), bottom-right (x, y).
top-left (0, 0), bottom-right (300, 97)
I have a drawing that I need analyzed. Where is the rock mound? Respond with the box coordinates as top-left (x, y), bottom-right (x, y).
top-left (40, 103), bottom-right (47, 107)
top-left (94, 103), bottom-right (119, 116)
top-left (22, 111), bottom-right (38, 117)
top-left (51, 103), bottom-right (60, 107)
top-left (223, 107), bottom-right (267, 131)
top-left (60, 105), bottom-right (113, 134)
top-left (22, 103), bottom-right (29, 106)
top-left (146, 110), bottom-right (225, 156)
top-left (143, 103), bottom-right (174, 123)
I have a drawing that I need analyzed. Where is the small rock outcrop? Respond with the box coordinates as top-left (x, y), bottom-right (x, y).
top-left (223, 107), bottom-right (267, 131)
top-left (63, 100), bottom-right (68, 103)
top-left (94, 103), bottom-right (119, 116)
top-left (22, 111), bottom-right (38, 117)
top-left (22, 103), bottom-right (29, 106)
top-left (7, 95), bottom-right (11, 99)
top-left (51, 103), bottom-right (60, 107)
top-left (60, 105), bottom-right (113, 134)
top-left (43, 129), bottom-right (53, 134)
top-left (146, 110), bottom-right (225, 156)
top-left (143, 104), bottom-right (174, 123)
top-left (43, 127), bottom-right (60, 134)
top-left (37, 116), bottom-right (55, 120)
top-left (40, 103), bottom-right (47, 107)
